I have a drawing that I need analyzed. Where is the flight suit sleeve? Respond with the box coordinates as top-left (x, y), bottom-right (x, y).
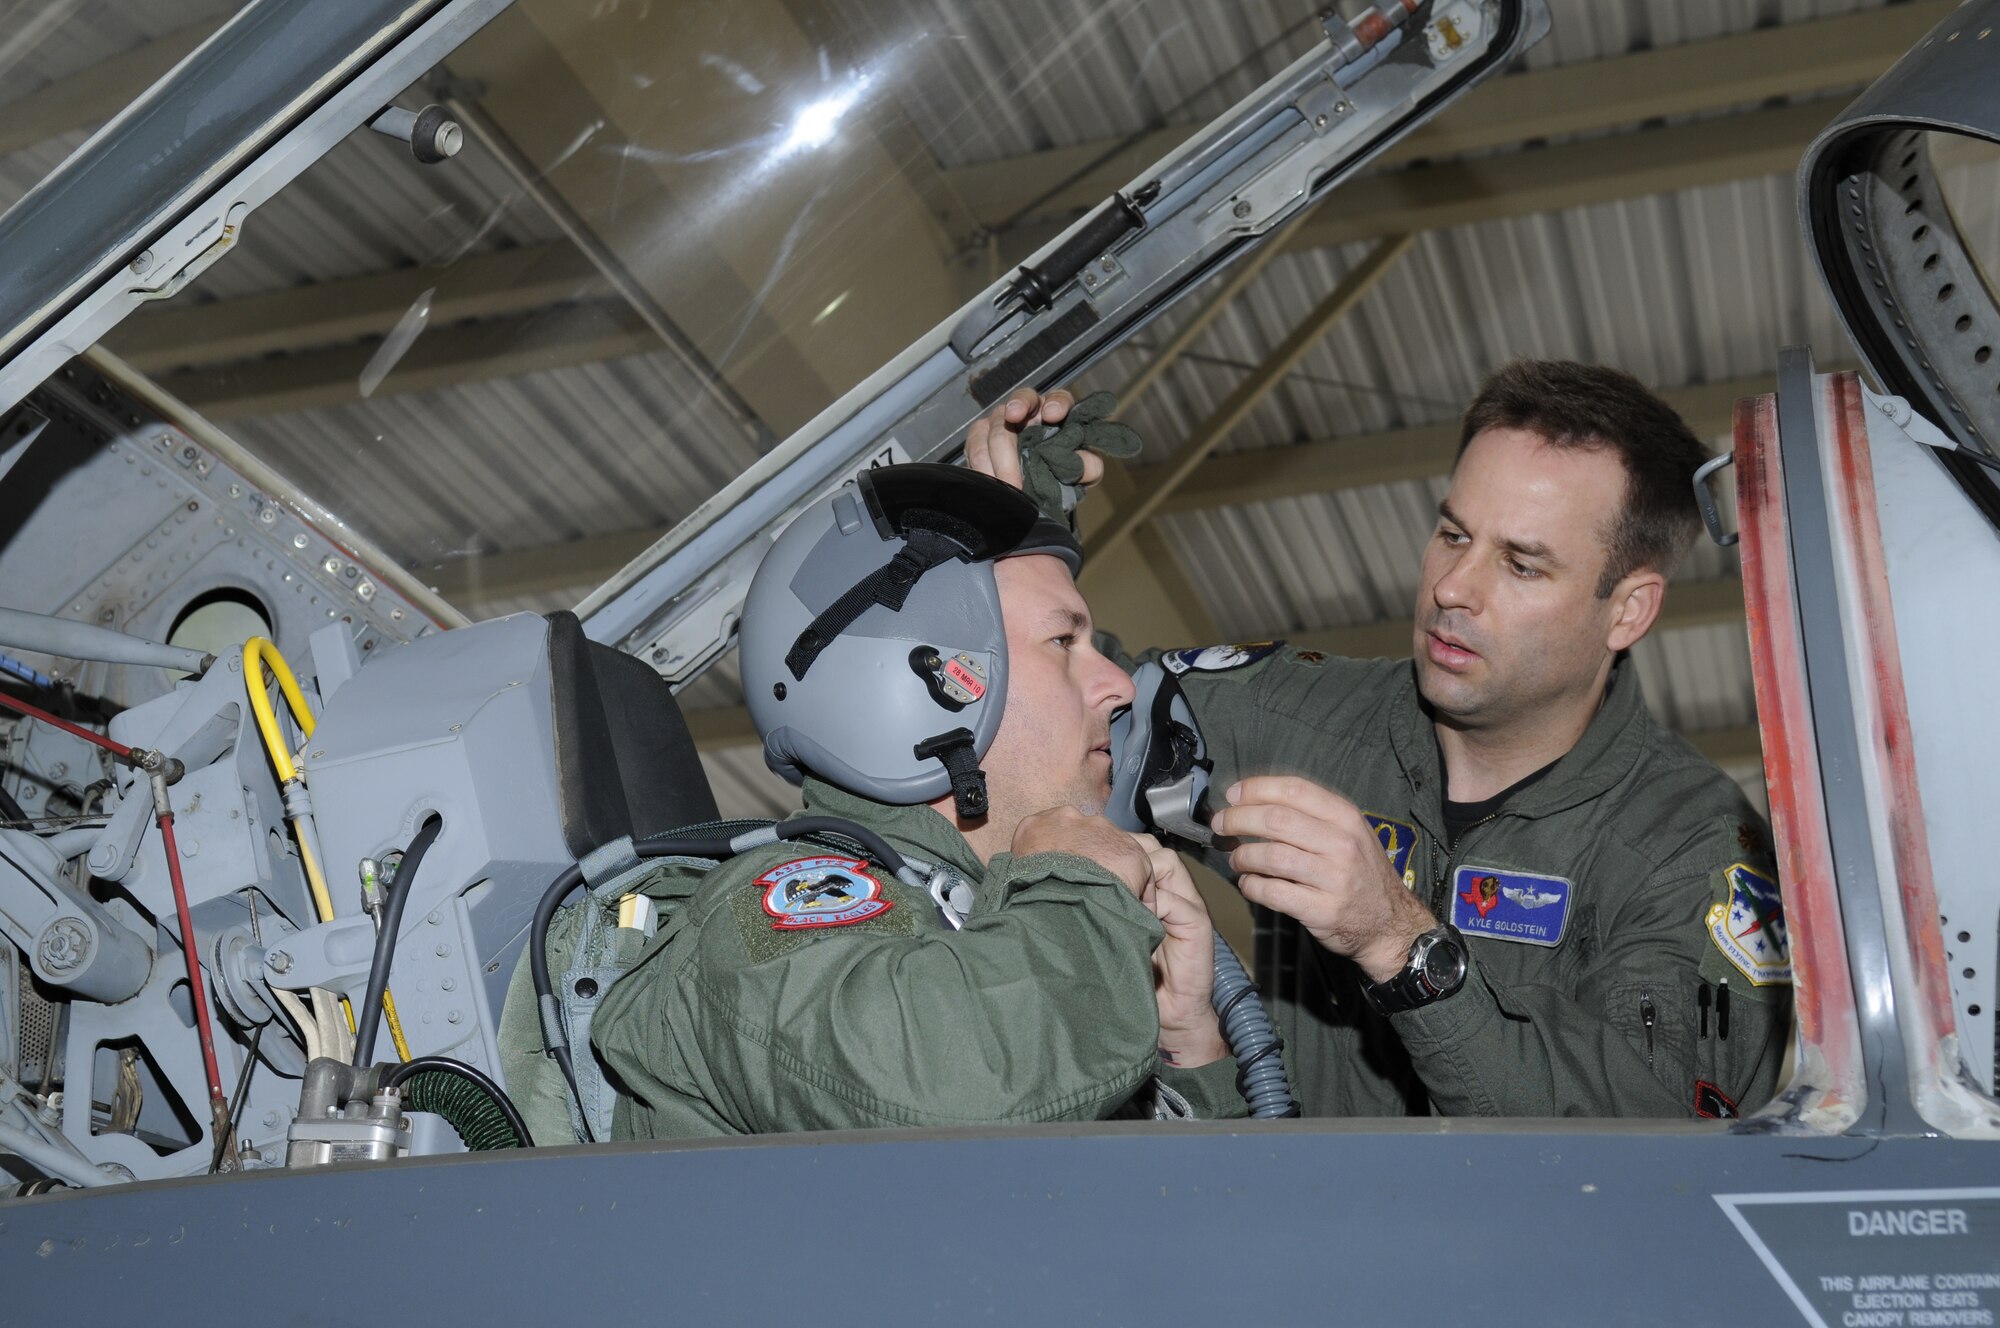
top-left (673, 849), bottom-right (1171, 1132)
top-left (1157, 1056), bottom-right (1248, 1118)
top-left (497, 901), bottom-right (593, 1147)
top-left (1387, 830), bottom-right (1789, 1119)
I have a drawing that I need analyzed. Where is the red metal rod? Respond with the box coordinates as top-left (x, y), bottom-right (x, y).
top-left (157, 810), bottom-right (228, 1116)
top-left (0, 688), bottom-right (133, 758)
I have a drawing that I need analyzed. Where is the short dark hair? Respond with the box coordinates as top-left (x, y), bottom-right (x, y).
top-left (1458, 360), bottom-right (1708, 597)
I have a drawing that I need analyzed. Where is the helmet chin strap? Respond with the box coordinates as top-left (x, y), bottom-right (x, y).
top-left (914, 727), bottom-right (988, 820)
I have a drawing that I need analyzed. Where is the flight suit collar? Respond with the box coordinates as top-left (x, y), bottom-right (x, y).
top-left (1387, 654), bottom-right (1653, 828)
top-left (793, 777), bottom-right (987, 883)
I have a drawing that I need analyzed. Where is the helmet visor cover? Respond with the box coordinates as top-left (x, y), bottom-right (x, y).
top-left (860, 464), bottom-right (1077, 568)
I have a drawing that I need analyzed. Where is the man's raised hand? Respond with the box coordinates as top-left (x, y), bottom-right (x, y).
top-left (963, 385), bottom-right (1103, 489)
top-left (1011, 804), bottom-right (1150, 897)
top-left (1209, 775), bottom-right (1437, 985)
top-left (1135, 835), bottom-right (1228, 1068)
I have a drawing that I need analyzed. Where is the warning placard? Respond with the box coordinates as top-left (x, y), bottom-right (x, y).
top-left (1718, 1190), bottom-right (2000, 1328)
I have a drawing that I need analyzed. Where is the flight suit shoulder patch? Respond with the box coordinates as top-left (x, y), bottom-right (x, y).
top-left (730, 855), bottom-right (916, 963)
top-left (1700, 862), bottom-right (1790, 989)
top-left (1362, 812), bottom-right (1419, 890)
top-left (1159, 640), bottom-right (1283, 678)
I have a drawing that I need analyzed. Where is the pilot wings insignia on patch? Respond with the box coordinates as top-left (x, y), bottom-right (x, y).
top-left (1501, 884), bottom-right (1562, 910)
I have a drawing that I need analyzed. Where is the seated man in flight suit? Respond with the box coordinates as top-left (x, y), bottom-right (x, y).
top-left (969, 362), bottom-right (1790, 1121)
top-left (501, 464), bottom-right (1241, 1141)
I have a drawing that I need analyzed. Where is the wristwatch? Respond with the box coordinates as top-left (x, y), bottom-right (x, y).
top-left (1361, 925), bottom-right (1468, 1015)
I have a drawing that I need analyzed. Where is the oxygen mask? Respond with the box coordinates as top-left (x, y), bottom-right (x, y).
top-left (1106, 661), bottom-right (1217, 849)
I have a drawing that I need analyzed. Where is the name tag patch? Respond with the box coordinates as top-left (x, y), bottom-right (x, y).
top-left (1161, 641), bottom-right (1280, 674)
top-left (1706, 862), bottom-right (1789, 985)
top-left (757, 856), bottom-right (892, 931)
top-left (1450, 865), bottom-right (1572, 947)
top-left (1363, 812), bottom-right (1418, 890)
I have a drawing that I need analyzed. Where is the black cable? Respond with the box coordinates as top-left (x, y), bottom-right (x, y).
top-left (384, 1055), bottom-right (530, 1149)
top-left (759, 817), bottom-right (911, 879)
top-left (528, 835), bottom-right (735, 1140)
top-left (528, 860), bottom-right (591, 1125)
top-left (353, 816), bottom-right (444, 1068)
top-left (531, 817), bottom-right (914, 1139)
top-left (210, 1022), bottom-right (264, 1174)
top-left (0, 783), bottom-right (27, 823)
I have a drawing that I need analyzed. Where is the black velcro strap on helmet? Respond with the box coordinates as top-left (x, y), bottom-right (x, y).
top-left (914, 728), bottom-right (988, 820)
top-left (785, 524), bottom-right (969, 681)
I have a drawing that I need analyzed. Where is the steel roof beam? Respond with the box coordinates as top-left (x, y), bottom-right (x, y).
top-left (106, 242), bottom-right (597, 374)
top-left (111, 13), bottom-right (1889, 412)
top-left (1279, 98), bottom-right (1838, 255)
top-left (1148, 369), bottom-right (1857, 516)
top-left (96, 0), bottom-right (1922, 402)
top-left (1087, 234), bottom-right (1414, 564)
top-left (420, 367), bottom-right (1789, 612)
top-left (150, 93), bottom-right (1843, 419)
top-left (157, 302), bottom-right (655, 419)
top-left (948, 0), bottom-right (1953, 232)
top-left (1288, 576), bottom-right (1746, 660)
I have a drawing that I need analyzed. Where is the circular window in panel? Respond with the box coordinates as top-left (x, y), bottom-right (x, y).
top-left (164, 588), bottom-right (273, 682)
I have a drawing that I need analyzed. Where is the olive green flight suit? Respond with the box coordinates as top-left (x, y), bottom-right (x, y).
top-left (502, 778), bottom-right (1243, 1142)
top-left (1171, 646), bottom-right (1789, 1120)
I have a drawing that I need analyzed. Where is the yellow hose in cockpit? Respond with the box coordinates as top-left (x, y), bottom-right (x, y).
top-left (243, 638), bottom-right (410, 1062)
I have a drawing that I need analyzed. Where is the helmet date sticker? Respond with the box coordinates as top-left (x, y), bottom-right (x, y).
top-left (757, 856), bottom-right (893, 930)
top-left (941, 653), bottom-right (986, 703)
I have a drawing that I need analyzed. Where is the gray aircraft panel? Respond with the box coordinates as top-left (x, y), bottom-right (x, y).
top-left (0, 6), bottom-right (1997, 1318)
top-left (2, 1125), bottom-right (1992, 1324)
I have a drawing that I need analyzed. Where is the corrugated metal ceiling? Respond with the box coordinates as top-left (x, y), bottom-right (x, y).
top-left (0, 0), bottom-right (1954, 822)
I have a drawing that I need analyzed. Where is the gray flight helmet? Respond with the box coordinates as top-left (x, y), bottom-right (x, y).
top-left (742, 463), bottom-right (1082, 817)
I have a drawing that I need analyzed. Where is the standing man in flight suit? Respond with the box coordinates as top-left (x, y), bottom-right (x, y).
top-left (504, 465), bottom-right (1241, 1141)
top-left (969, 361), bottom-right (1790, 1120)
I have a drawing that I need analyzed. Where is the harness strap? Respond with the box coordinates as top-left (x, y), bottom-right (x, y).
top-left (784, 523), bottom-right (969, 681)
top-left (579, 835), bottom-right (639, 890)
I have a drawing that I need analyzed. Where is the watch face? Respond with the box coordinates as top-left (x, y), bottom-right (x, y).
top-left (1421, 935), bottom-right (1467, 991)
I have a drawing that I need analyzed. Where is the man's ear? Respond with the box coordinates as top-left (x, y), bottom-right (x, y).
top-left (1605, 568), bottom-right (1667, 652)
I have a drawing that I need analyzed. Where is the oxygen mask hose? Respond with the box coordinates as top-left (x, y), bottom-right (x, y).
top-left (1210, 933), bottom-right (1297, 1118)
top-left (1107, 662), bottom-right (1298, 1116)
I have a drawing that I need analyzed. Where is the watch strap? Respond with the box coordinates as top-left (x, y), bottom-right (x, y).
top-left (1361, 925), bottom-right (1466, 1015)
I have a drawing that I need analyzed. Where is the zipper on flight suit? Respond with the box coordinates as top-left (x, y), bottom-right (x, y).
top-left (1426, 811), bottom-right (1503, 916)
top-left (1639, 995), bottom-right (1656, 1069)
